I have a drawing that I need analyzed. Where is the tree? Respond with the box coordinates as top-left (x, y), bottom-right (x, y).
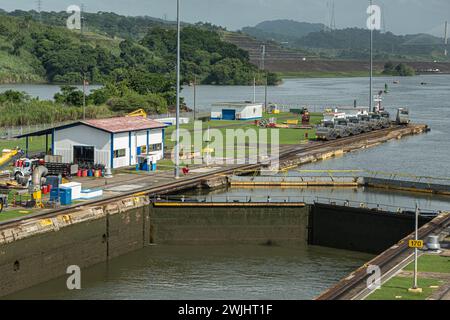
top-left (107, 91), bottom-right (168, 114)
top-left (0, 90), bottom-right (30, 103)
top-left (54, 86), bottom-right (84, 106)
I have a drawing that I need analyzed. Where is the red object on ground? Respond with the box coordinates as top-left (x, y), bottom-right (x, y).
top-left (47, 185), bottom-right (52, 193)
top-left (77, 169), bottom-right (82, 177)
top-left (42, 185), bottom-right (48, 194)
top-left (182, 167), bottom-right (190, 175)
top-left (82, 169), bottom-right (88, 177)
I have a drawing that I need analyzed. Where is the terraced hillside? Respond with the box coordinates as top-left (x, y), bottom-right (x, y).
top-left (223, 32), bottom-right (450, 76)
top-left (223, 32), bottom-right (312, 67)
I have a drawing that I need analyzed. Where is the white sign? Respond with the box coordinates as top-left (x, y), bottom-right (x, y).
top-left (66, 5), bottom-right (81, 30)
top-left (367, 5), bottom-right (381, 31)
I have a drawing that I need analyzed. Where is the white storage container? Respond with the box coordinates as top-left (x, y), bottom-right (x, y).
top-left (60, 182), bottom-right (82, 200)
top-left (80, 189), bottom-right (103, 200)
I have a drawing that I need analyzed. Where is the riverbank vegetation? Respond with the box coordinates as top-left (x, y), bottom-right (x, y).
top-left (382, 62), bottom-right (416, 76)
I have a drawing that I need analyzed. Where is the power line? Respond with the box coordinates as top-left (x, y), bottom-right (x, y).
top-left (330, 0), bottom-right (336, 30)
top-left (36, 0), bottom-right (42, 23)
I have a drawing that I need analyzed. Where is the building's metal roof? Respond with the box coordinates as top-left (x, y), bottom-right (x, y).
top-left (211, 102), bottom-right (263, 107)
top-left (15, 116), bottom-right (167, 139)
top-left (83, 116), bottom-right (166, 133)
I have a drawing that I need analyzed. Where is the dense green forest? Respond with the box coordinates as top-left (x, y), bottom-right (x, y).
top-left (0, 10), bottom-right (282, 125)
top-left (0, 10), bottom-right (278, 86)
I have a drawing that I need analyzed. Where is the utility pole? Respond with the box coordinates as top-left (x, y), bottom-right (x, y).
top-left (369, 0), bottom-right (373, 113)
top-left (253, 77), bottom-right (256, 103)
top-left (331, 0), bottom-right (336, 30)
top-left (193, 75), bottom-right (197, 121)
top-left (174, 0), bottom-right (181, 179)
top-left (408, 203), bottom-right (422, 293)
top-left (444, 21), bottom-right (448, 57)
top-left (37, 0), bottom-right (42, 23)
top-left (261, 44), bottom-right (268, 113)
top-left (81, 3), bottom-right (86, 120)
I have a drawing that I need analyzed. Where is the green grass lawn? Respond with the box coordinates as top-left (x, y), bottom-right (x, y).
top-left (164, 112), bottom-right (322, 149)
top-left (0, 136), bottom-right (48, 154)
top-left (0, 209), bottom-right (34, 222)
top-left (404, 254), bottom-right (450, 274)
top-left (366, 276), bottom-right (443, 300)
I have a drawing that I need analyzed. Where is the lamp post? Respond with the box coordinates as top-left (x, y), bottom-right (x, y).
top-left (408, 203), bottom-right (422, 293)
top-left (369, 0), bottom-right (373, 113)
top-left (174, 0), bottom-right (181, 179)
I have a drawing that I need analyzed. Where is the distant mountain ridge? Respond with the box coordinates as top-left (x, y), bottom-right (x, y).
top-left (241, 19), bottom-right (448, 61)
top-left (242, 19), bottom-right (325, 44)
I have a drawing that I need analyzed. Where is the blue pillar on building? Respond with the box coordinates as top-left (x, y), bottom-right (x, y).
top-left (51, 129), bottom-right (55, 156)
top-left (129, 131), bottom-right (132, 166)
top-left (146, 130), bottom-right (150, 154)
top-left (162, 128), bottom-right (165, 158)
top-left (25, 136), bottom-right (29, 158)
top-left (110, 133), bottom-right (114, 169)
top-left (45, 134), bottom-right (49, 155)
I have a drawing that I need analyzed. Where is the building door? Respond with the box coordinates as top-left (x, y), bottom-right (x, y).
top-left (222, 109), bottom-right (236, 120)
top-left (73, 146), bottom-right (94, 165)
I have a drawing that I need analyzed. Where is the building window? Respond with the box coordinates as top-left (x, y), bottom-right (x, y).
top-left (149, 143), bottom-right (162, 152)
top-left (114, 149), bottom-right (126, 158)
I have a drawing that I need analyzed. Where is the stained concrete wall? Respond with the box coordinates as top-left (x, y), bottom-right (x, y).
top-left (150, 205), bottom-right (310, 245)
top-left (0, 197), bottom-right (150, 297)
top-left (0, 200), bottom-right (434, 297)
top-left (0, 201), bottom-right (309, 297)
top-left (308, 203), bottom-right (431, 254)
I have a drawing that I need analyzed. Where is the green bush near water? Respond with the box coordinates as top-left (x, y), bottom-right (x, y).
top-left (0, 100), bottom-right (113, 127)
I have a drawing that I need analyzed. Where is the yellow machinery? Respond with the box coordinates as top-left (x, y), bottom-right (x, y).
top-left (33, 191), bottom-right (44, 209)
top-left (126, 109), bottom-right (147, 118)
top-left (0, 148), bottom-right (20, 167)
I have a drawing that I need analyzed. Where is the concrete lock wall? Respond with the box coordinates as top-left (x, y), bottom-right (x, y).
top-left (0, 201), bottom-right (309, 297)
top-left (0, 196), bottom-right (150, 297)
top-left (0, 200), bottom-right (432, 297)
top-left (149, 205), bottom-right (310, 245)
top-left (308, 203), bottom-right (431, 254)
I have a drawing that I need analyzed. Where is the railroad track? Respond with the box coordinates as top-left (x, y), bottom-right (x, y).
top-left (0, 125), bottom-right (409, 230)
top-left (315, 212), bottom-right (450, 300)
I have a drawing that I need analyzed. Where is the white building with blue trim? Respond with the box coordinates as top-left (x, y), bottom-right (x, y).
top-left (210, 102), bottom-right (263, 121)
top-left (17, 116), bottom-right (167, 169)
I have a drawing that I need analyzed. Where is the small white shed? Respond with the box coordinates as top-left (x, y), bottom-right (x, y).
top-left (210, 102), bottom-right (263, 120)
top-left (18, 116), bottom-right (167, 170)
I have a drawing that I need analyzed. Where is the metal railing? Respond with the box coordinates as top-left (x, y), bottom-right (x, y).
top-left (0, 121), bottom-right (73, 140)
top-left (151, 194), bottom-right (440, 216)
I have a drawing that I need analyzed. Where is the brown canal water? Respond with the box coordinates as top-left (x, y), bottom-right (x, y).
top-left (4, 245), bottom-right (371, 300)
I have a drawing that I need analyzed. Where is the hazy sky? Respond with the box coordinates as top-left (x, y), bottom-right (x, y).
top-left (1, 0), bottom-right (449, 35)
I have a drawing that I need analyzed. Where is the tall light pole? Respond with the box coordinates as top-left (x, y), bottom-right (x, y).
top-left (193, 75), bottom-right (197, 121)
top-left (411, 203), bottom-right (421, 291)
top-left (444, 21), bottom-right (448, 57)
top-left (174, 0), bottom-right (181, 178)
top-left (369, 0), bottom-right (373, 113)
top-left (261, 44), bottom-right (268, 113)
top-left (81, 3), bottom-right (86, 120)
